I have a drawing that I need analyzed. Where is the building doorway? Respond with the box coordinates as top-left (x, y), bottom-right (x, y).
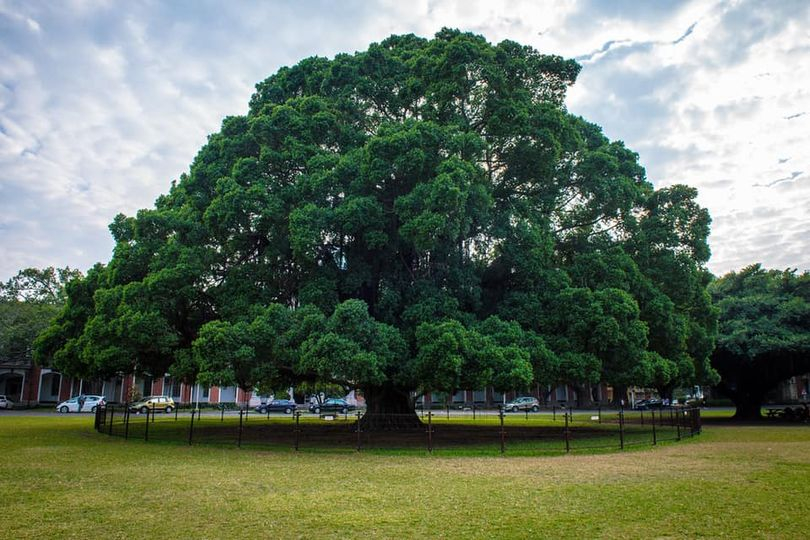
top-left (38, 371), bottom-right (62, 402)
top-left (0, 371), bottom-right (24, 402)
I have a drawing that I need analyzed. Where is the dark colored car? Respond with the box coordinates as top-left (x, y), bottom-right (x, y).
top-left (255, 399), bottom-right (297, 414)
top-left (308, 398), bottom-right (354, 414)
top-left (634, 398), bottom-right (664, 410)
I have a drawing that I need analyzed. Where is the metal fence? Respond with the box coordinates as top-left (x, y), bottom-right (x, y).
top-left (94, 404), bottom-right (701, 455)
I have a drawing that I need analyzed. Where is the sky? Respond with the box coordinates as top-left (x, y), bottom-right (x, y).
top-left (1, 0), bottom-right (809, 281)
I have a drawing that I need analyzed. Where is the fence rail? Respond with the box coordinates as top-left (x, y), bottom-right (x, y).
top-left (94, 404), bottom-right (701, 455)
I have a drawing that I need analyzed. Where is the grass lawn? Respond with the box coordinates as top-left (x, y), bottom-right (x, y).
top-left (2, 414), bottom-right (809, 539)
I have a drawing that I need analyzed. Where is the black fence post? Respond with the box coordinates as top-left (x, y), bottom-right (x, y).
top-left (472, 403), bottom-right (476, 421)
top-left (188, 409), bottom-right (195, 446)
top-left (221, 405), bottom-right (225, 422)
top-left (175, 405), bottom-right (179, 422)
top-left (525, 407), bottom-right (529, 421)
top-left (499, 409), bottom-right (505, 454)
top-left (553, 405), bottom-right (556, 421)
top-left (294, 411), bottom-right (300, 451)
top-left (564, 409), bottom-right (570, 453)
top-left (356, 411), bottom-right (362, 452)
top-left (651, 409), bottom-right (657, 445)
top-left (124, 406), bottom-right (130, 440)
top-left (108, 405), bottom-right (115, 436)
top-left (640, 409), bottom-right (645, 426)
top-left (427, 411), bottom-right (433, 453)
top-left (676, 409), bottom-right (682, 441)
top-left (446, 402), bottom-right (450, 420)
top-left (237, 408), bottom-right (244, 448)
top-left (144, 407), bottom-right (150, 442)
top-left (619, 407), bottom-right (625, 450)
top-left (598, 405), bottom-right (602, 424)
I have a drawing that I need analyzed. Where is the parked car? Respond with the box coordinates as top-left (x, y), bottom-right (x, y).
top-left (502, 396), bottom-right (540, 412)
top-left (308, 398), bottom-right (354, 414)
top-left (633, 398), bottom-right (664, 410)
top-left (248, 394), bottom-right (271, 408)
top-left (129, 395), bottom-right (176, 414)
top-left (0, 395), bottom-right (13, 410)
top-left (56, 395), bottom-right (106, 413)
top-left (255, 399), bottom-right (297, 414)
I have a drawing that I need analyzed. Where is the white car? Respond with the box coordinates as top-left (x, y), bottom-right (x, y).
top-left (0, 394), bottom-right (13, 410)
top-left (56, 395), bottom-right (106, 413)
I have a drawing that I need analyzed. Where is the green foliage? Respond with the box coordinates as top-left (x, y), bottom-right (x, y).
top-left (0, 301), bottom-right (60, 364)
top-left (0, 267), bottom-right (81, 366)
top-left (36, 30), bottom-right (715, 412)
top-left (710, 265), bottom-right (810, 417)
top-left (0, 267), bottom-right (81, 304)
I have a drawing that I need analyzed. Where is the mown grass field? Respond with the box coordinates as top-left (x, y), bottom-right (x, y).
top-left (2, 413), bottom-right (809, 539)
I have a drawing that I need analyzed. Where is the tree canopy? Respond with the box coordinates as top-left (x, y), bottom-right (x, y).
top-left (1, 267), bottom-right (80, 366)
top-left (35, 30), bottom-right (716, 419)
top-left (709, 264), bottom-right (810, 418)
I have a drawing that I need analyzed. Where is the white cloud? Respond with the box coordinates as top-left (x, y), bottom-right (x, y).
top-left (0, 0), bottom-right (808, 280)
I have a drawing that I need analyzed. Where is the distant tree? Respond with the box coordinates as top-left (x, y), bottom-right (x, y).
top-left (0, 267), bottom-right (80, 365)
top-left (36, 30), bottom-right (715, 427)
top-left (0, 267), bottom-right (81, 304)
top-left (710, 265), bottom-right (810, 419)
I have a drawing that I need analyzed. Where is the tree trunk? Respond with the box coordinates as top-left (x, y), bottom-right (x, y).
top-left (716, 379), bottom-right (765, 420)
top-left (730, 389), bottom-right (765, 420)
top-left (612, 384), bottom-right (628, 408)
top-left (359, 383), bottom-right (422, 430)
top-left (573, 384), bottom-right (592, 408)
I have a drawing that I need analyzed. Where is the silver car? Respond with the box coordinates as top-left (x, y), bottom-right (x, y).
top-left (503, 396), bottom-right (540, 412)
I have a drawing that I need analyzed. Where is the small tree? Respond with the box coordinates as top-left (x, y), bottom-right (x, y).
top-left (710, 264), bottom-right (810, 418)
top-left (1, 267), bottom-right (80, 368)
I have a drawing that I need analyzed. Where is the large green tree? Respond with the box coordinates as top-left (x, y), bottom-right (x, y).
top-left (36, 30), bottom-right (716, 424)
top-left (710, 265), bottom-right (810, 419)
